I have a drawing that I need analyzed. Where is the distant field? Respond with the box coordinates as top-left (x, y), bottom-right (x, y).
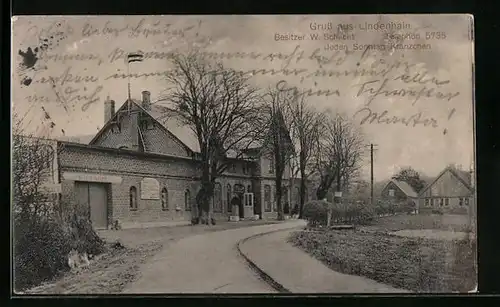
top-left (289, 214), bottom-right (476, 293)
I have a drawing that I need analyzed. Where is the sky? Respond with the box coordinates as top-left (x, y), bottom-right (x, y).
top-left (11, 15), bottom-right (475, 180)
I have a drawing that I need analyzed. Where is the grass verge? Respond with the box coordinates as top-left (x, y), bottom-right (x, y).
top-left (288, 229), bottom-right (476, 293)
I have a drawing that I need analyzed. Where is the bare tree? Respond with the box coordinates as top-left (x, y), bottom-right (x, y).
top-left (12, 112), bottom-right (61, 224)
top-left (261, 87), bottom-right (295, 221)
top-left (288, 94), bottom-right (324, 218)
top-left (392, 166), bottom-right (427, 193)
top-left (313, 114), bottom-right (364, 201)
top-left (165, 52), bottom-right (264, 224)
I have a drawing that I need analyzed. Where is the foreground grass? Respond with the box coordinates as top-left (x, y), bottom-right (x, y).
top-left (23, 220), bottom-right (280, 294)
top-left (289, 229), bottom-right (476, 293)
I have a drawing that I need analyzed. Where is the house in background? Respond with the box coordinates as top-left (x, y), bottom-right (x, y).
top-left (381, 179), bottom-right (418, 208)
top-left (417, 166), bottom-right (474, 215)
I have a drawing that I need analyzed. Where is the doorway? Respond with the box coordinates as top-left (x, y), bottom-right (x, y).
top-left (75, 182), bottom-right (108, 229)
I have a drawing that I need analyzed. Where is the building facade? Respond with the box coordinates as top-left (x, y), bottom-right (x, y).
top-left (417, 166), bottom-right (475, 215)
top-left (36, 91), bottom-right (310, 229)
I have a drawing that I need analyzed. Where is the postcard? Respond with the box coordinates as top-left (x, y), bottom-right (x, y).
top-left (11, 14), bottom-right (475, 295)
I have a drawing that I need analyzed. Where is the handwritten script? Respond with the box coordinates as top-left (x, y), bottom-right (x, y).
top-left (15, 17), bottom-right (465, 132)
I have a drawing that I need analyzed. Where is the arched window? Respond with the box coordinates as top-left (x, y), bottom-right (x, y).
top-left (185, 189), bottom-right (191, 211)
top-left (247, 184), bottom-right (252, 193)
top-left (130, 186), bottom-right (138, 210)
top-left (226, 184), bottom-right (232, 213)
top-left (161, 187), bottom-right (168, 210)
top-left (264, 185), bottom-right (271, 212)
top-left (214, 183), bottom-right (222, 212)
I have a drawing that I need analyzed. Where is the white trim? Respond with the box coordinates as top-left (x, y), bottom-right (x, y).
top-left (63, 171), bottom-right (123, 184)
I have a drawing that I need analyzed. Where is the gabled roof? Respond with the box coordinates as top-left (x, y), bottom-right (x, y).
top-left (418, 166), bottom-right (473, 197)
top-left (144, 103), bottom-right (200, 152)
top-left (89, 99), bottom-right (198, 154)
top-left (384, 179), bottom-right (418, 198)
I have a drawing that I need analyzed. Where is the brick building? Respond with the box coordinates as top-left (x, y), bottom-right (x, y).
top-left (38, 91), bottom-right (310, 229)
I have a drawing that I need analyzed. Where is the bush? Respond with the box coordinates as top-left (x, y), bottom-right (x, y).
top-left (14, 217), bottom-right (72, 290)
top-left (303, 200), bottom-right (329, 227)
top-left (432, 209), bottom-right (444, 215)
top-left (14, 203), bottom-right (106, 292)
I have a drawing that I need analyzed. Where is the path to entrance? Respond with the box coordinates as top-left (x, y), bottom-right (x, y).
top-left (239, 229), bottom-right (411, 293)
top-left (123, 220), bottom-right (306, 293)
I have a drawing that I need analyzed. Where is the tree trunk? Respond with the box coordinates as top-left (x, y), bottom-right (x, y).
top-left (197, 166), bottom-right (215, 225)
top-left (276, 179), bottom-right (284, 220)
top-left (298, 168), bottom-right (307, 218)
top-left (316, 188), bottom-right (328, 201)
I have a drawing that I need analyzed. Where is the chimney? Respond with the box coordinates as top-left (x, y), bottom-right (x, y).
top-left (142, 91), bottom-right (151, 110)
top-left (104, 97), bottom-right (115, 124)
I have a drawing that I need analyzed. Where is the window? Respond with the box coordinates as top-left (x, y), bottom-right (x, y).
top-left (445, 198), bottom-right (449, 206)
top-left (185, 189), bottom-right (191, 211)
top-left (214, 183), bottom-right (222, 212)
top-left (459, 198), bottom-right (464, 206)
top-left (388, 189), bottom-right (395, 197)
top-left (226, 184), bottom-right (232, 213)
top-left (264, 185), bottom-right (271, 212)
top-left (161, 187), bottom-right (168, 210)
top-left (439, 198), bottom-right (444, 207)
top-left (231, 164), bottom-right (236, 173)
top-left (140, 120), bottom-right (154, 130)
top-left (425, 198), bottom-right (430, 207)
top-left (247, 184), bottom-right (252, 193)
top-left (243, 164), bottom-right (248, 174)
top-left (130, 186), bottom-right (138, 210)
top-left (282, 187), bottom-right (288, 204)
top-left (112, 122), bottom-right (121, 133)
top-left (269, 158), bottom-right (275, 173)
top-left (465, 198), bottom-right (470, 206)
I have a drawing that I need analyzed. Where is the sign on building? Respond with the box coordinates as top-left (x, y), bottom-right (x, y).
top-left (141, 178), bottom-right (160, 199)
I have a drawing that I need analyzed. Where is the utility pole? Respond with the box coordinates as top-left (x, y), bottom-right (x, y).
top-left (371, 143), bottom-right (374, 207)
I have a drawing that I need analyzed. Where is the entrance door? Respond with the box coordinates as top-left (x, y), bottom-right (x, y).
top-left (244, 193), bottom-right (254, 218)
top-left (75, 182), bottom-right (108, 229)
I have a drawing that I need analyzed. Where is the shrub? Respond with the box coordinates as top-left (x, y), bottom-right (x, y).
top-left (303, 200), bottom-right (329, 227)
top-left (14, 216), bottom-right (72, 291)
top-left (432, 209), bottom-right (444, 215)
top-left (14, 202), bottom-right (106, 292)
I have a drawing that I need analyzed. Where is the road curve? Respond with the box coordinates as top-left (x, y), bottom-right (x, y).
top-left (123, 220), bottom-right (306, 294)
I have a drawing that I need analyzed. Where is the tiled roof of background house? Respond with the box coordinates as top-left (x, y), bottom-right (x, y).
top-left (390, 179), bottom-right (418, 198)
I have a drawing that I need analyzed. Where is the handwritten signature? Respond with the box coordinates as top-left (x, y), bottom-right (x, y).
top-left (354, 107), bottom-right (439, 128)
